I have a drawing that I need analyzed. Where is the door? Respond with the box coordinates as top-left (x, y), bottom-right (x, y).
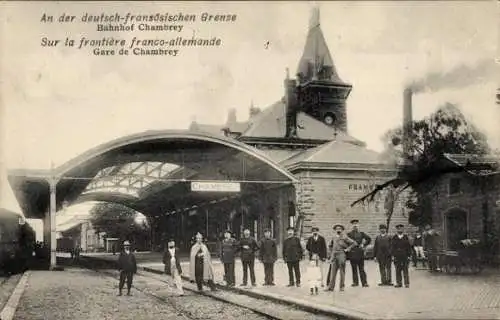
top-left (446, 208), bottom-right (468, 250)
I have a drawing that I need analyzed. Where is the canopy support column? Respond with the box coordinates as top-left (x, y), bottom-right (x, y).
top-left (49, 177), bottom-right (58, 270)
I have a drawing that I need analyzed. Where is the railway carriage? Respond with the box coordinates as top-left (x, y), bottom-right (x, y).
top-left (0, 208), bottom-right (36, 274)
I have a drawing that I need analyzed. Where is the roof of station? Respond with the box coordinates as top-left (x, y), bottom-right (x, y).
top-left (8, 130), bottom-right (297, 219)
top-left (443, 153), bottom-right (500, 176)
top-left (190, 100), bottom-right (364, 145)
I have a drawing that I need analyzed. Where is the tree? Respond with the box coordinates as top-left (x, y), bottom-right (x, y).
top-left (89, 202), bottom-right (149, 243)
top-left (352, 102), bottom-right (491, 228)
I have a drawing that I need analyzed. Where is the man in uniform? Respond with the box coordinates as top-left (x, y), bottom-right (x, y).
top-left (117, 240), bottom-right (137, 296)
top-left (237, 229), bottom-right (259, 287)
top-left (392, 224), bottom-right (412, 288)
top-left (259, 228), bottom-right (278, 286)
top-left (220, 230), bottom-right (237, 287)
top-left (346, 219), bottom-right (371, 287)
top-left (283, 226), bottom-right (303, 287)
top-left (373, 224), bottom-right (393, 286)
top-left (305, 227), bottom-right (327, 286)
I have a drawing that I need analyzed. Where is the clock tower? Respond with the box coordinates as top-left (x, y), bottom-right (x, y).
top-left (285, 6), bottom-right (352, 137)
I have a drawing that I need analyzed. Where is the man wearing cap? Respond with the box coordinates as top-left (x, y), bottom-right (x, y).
top-left (117, 240), bottom-right (137, 296)
top-left (391, 224), bottom-right (412, 288)
top-left (282, 226), bottom-right (304, 287)
top-left (373, 224), bottom-right (393, 286)
top-left (220, 230), bottom-right (237, 287)
top-left (259, 228), bottom-right (278, 286)
top-left (326, 224), bottom-right (356, 292)
top-left (237, 229), bottom-right (260, 287)
top-left (347, 219), bottom-right (371, 287)
top-left (306, 227), bottom-right (327, 286)
top-left (163, 239), bottom-right (184, 295)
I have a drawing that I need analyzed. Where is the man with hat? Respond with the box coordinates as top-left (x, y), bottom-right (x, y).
top-left (220, 230), bottom-right (237, 287)
top-left (391, 224), bottom-right (412, 288)
top-left (326, 224), bottom-right (356, 292)
top-left (117, 240), bottom-right (137, 296)
top-left (373, 224), bottom-right (393, 286)
top-left (306, 227), bottom-right (327, 286)
top-left (346, 219), bottom-right (371, 287)
top-left (259, 228), bottom-right (278, 286)
top-left (282, 226), bottom-right (304, 287)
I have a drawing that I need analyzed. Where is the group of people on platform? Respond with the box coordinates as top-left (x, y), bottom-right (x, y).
top-left (115, 220), bottom-right (440, 296)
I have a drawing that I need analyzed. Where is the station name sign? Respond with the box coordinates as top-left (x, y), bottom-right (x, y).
top-left (191, 181), bottom-right (241, 192)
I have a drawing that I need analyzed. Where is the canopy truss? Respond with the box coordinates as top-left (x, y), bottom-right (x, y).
top-left (8, 130), bottom-right (297, 219)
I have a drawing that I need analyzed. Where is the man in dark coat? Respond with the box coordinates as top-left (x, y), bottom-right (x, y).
top-left (423, 224), bottom-right (440, 272)
top-left (305, 227), bottom-right (327, 286)
top-left (220, 230), bottom-right (237, 286)
top-left (117, 240), bottom-right (137, 296)
top-left (391, 224), bottom-right (412, 288)
top-left (163, 239), bottom-right (184, 295)
top-left (237, 228), bottom-right (259, 286)
top-left (346, 219), bottom-right (371, 287)
top-left (282, 226), bottom-right (303, 287)
top-left (259, 228), bottom-right (278, 286)
top-left (373, 224), bottom-right (393, 286)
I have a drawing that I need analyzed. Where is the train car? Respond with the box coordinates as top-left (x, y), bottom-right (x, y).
top-left (0, 208), bottom-right (36, 274)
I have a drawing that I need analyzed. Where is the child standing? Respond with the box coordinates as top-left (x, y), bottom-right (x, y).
top-left (307, 254), bottom-right (321, 295)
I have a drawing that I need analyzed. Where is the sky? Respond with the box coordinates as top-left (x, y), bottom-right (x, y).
top-left (0, 1), bottom-right (498, 226)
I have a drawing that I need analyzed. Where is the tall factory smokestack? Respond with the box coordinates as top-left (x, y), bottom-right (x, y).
top-left (284, 68), bottom-right (298, 138)
top-left (402, 87), bottom-right (413, 160)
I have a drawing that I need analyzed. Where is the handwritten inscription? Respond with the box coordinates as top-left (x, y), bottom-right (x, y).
top-left (39, 12), bottom-right (236, 57)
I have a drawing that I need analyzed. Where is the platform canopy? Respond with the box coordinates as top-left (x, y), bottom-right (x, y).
top-left (8, 130), bottom-right (298, 219)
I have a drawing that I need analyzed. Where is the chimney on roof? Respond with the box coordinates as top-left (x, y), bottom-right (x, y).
top-left (284, 68), bottom-right (299, 138)
top-left (226, 108), bottom-right (237, 125)
top-left (249, 100), bottom-right (261, 118)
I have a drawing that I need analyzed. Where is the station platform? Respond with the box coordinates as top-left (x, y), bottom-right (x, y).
top-left (81, 252), bottom-right (500, 319)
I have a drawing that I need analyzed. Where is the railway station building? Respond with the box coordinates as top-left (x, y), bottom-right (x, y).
top-left (7, 10), bottom-right (409, 268)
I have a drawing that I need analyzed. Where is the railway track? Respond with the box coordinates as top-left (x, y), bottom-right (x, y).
top-left (75, 257), bottom-right (341, 320)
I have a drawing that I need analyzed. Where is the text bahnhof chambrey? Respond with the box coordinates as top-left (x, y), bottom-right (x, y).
top-left (79, 12), bottom-right (236, 24)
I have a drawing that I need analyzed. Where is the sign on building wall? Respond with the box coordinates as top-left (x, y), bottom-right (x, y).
top-left (191, 181), bottom-right (241, 192)
top-left (348, 183), bottom-right (375, 192)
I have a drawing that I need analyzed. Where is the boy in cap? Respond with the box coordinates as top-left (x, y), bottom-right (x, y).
top-left (306, 227), bottom-right (327, 286)
top-left (391, 224), bottom-right (412, 288)
top-left (117, 240), bottom-right (137, 296)
top-left (326, 224), bottom-right (356, 292)
top-left (259, 228), bottom-right (278, 286)
top-left (163, 239), bottom-right (184, 295)
top-left (220, 230), bottom-right (237, 286)
top-left (373, 224), bottom-right (393, 286)
top-left (347, 219), bottom-right (371, 287)
top-left (282, 226), bottom-right (303, 287)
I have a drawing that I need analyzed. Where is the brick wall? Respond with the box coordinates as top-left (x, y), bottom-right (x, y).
top-left (430, 172), bottom-right (500, 255)
top-left (294, 169), bottom-right (413, 242)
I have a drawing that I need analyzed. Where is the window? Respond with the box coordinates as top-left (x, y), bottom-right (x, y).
top-left (270, 219), bottom-right (275, 238)
top-left (253, 219), bottom-right (258, 239)
top-left (288, 201), bottom-right (296, 228)
top-left (449, 178), bottom-right (461, 195)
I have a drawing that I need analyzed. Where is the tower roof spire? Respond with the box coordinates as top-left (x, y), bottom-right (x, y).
top-left (297, 5), bottom-right (345, 84)
top-left (309, 5), bottom-right (320, 29)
